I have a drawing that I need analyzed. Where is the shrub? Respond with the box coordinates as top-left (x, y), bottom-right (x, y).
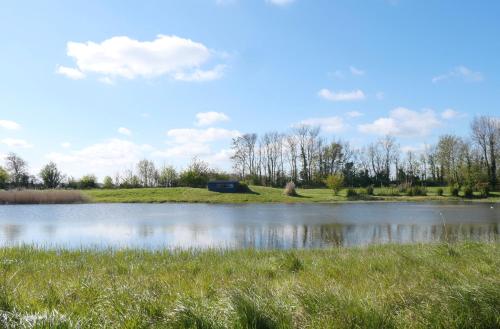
top-left (449, 185), bottom-right (460, 197)
top-left (237, 181), bottom-right (251, 193)
top-left (476, 182), bottom-right (490, 198)
top-left (324, 174), bottom-right (344, 195)
top-left (79, 175), bottom-right (98, 189)
top-left (407, 186), bottom-right (427, 196)
top-left (366, 185), bottom-right (374, 195)
top-left (0, 167), bottom-right (9, 189)
top-left (464, 186), bottom-right (474, 199)
top-left (283, 181), bottom-right (297, 196)
top-left (346, 188), bottom-right (358, 198)
top-left (179, 158), bottom-right (210, 188)
top-left (103, 176), bottom-right (114, 189)
top-left (436, 187), bottom-right (444, 196)
top-left (397, 183), bottom-right (409, 193)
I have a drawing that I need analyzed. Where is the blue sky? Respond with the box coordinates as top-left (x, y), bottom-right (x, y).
top-left (0, 0), bottom-right (499, 178)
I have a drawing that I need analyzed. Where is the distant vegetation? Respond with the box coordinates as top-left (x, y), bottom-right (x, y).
top-left (85, 185), bottom-right (500, 204)
top-left (0, 116), bottom-right (498, 201)
top-left (0, 242), bottom-right (498, 328)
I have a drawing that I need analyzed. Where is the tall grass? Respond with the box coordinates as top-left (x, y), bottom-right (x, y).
top-left (0, 243), bottom-right (498, 328)
top-left (0, 190), bottom-right (87, 204)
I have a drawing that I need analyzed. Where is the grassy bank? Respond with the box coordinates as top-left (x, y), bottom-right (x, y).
top-left (85, 186), bottom-right (500, 204)
top-left (0, 243), bottom-right (498, 328)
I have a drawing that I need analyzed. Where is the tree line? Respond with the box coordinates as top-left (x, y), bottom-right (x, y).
top-left (230, 115), bottom-right (499, 191)
top-left (0, 115), bottom-right (497, 192)
top-left (0, 155), bottom-right (231, 190)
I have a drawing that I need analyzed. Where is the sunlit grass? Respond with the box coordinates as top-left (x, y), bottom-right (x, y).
top-left (85, 186), bottom-right (500, 204)
top-left (0, 242), bottom-right (498, 328)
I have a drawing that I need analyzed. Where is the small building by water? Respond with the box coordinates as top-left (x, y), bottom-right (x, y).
top-left (207, 180), bottom-right (240, 193)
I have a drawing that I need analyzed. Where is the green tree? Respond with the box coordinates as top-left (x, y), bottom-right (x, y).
top-left (158, 165), bottom-right (178, 187)
top-left (179, 158), bottom-right (210, 188)
top-left (39, 162), bottom-right (64, 188)
top-left (0, 167), bottom-right (9, 189)
top-left (79, 174), bottom-right (98, 189)
top-left (103, 176), bottom-right (114, 189)
top-left (325, 174), bottom-right (344, 195)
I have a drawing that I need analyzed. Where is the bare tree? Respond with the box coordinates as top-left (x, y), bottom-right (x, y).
top-left (137, 159), bottom-right (157, 187)
top-left (471, 116), bottom-right (499, 187)
top-left (5, 153), bottom-right (28, 187)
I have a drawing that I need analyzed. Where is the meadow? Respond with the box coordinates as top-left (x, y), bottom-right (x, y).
top-left (0, 242), bottom-right (498, 328)
top-left (85, 186), bottom-right (500, 204)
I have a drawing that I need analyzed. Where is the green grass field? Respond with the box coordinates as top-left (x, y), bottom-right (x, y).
top-left (85, 186), bottom-right (500, 204)
top-left (0, 243), bottom-right (498, 328)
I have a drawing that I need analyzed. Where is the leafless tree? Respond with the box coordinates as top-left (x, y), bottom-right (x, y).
top-left (471, 116), bottom-right (499, 187)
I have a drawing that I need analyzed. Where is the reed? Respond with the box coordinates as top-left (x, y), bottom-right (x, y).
top-left (0, 190), bottom-right (87, 204)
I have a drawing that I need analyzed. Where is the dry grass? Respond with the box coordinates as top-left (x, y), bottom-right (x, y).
top-left (0, 190), bottom-right (87, 204)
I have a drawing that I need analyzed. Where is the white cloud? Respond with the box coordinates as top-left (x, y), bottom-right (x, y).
top-left (0, 120), bottom-right (21, 130)
top-left (59, 35), bottom-right (226, 82)
top-left (61, 142), bottom-right (71, 148)
top-left (267, 0), bottom-right (294, 6)
top-left (153, 127), bottom-right (239, 165)
top-left (174, 64), bottom-right (226, 82)
top-left (432, 66), bottom-right (483, 83)
top-left (346, 111), bottom-right (363, 118)
top-left (441, 108), bottom-right (464, 120)
top-left (166, 127), bottom-right (240, 144)
top-left (46, 139), bottom-right (153, 178)
top-left (153, 142), bottom-right (212, 158)
top-left (195, 111), bottom-right (230, 126)
top-left (318, 89), bottom-right (365, 102)
top-left (349, 66), bottom-right (365, 76)
top-left (56, 66), bottom-right (86, 80)
top-left (1, 138), bottom-right (33, 148)
top-left (118, 127), bottom-right (132, 136)
top-left (401, 144), bottom-right (427, 155)
top-left (358, 107), bottom-right (440, 137)
top-left (296, 116), bottom-right (346, 133)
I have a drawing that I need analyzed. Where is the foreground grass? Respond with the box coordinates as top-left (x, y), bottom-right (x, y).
top-left (0, 243), bottom-right (498, 328)
top-left (85, 186), bottom-right (500, 204)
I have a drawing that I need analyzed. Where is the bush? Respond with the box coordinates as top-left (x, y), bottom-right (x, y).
top-left (366, 185), bottom-right (374, 195)
top-left (79, 175), bottom-right (97, 189)
top-left (324, 174), bottom-right (344, 195)
top-left (476, 182), bottom-right (490, 198)
top-left (103, 176), bottom-right (114, 189)
top-left (237, 181), bottom-right (251, 193)
top-left (464, 186), bottom-right (474, 199)
top-left (407, 186), bottom-right (427, 196)
top-left (436, 187), bottom-right (444, 196)
top-left (179, 158), bottom-right (210, 188)
top-left (346, 188), bottom-right (358, 198)
top-left (283, 181), bottom-right (297, 196)
top-left (449, 185), bottom-right (460, 197)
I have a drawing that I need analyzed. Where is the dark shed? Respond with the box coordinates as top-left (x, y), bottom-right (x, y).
top-left (207, 180), bottom-right (240, 193)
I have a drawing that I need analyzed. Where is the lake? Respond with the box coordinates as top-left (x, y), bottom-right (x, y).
top-left (0, 202), bottom-right (498, 249)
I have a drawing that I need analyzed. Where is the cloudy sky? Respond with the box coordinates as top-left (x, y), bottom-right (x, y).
top-left (1, 0), bottom-right (499, 178)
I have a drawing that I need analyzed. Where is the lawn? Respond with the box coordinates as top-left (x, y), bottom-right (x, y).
top-left (0, 243), bottom-right (498, 328)
top-left (85, 185), bottom-right (500, 204)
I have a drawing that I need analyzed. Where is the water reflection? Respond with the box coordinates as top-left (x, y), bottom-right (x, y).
top-left (0, 203), bottom-right (498, 249)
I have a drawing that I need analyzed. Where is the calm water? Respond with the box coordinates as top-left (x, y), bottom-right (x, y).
top-left (0, 202), bottom-right (498, 249)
